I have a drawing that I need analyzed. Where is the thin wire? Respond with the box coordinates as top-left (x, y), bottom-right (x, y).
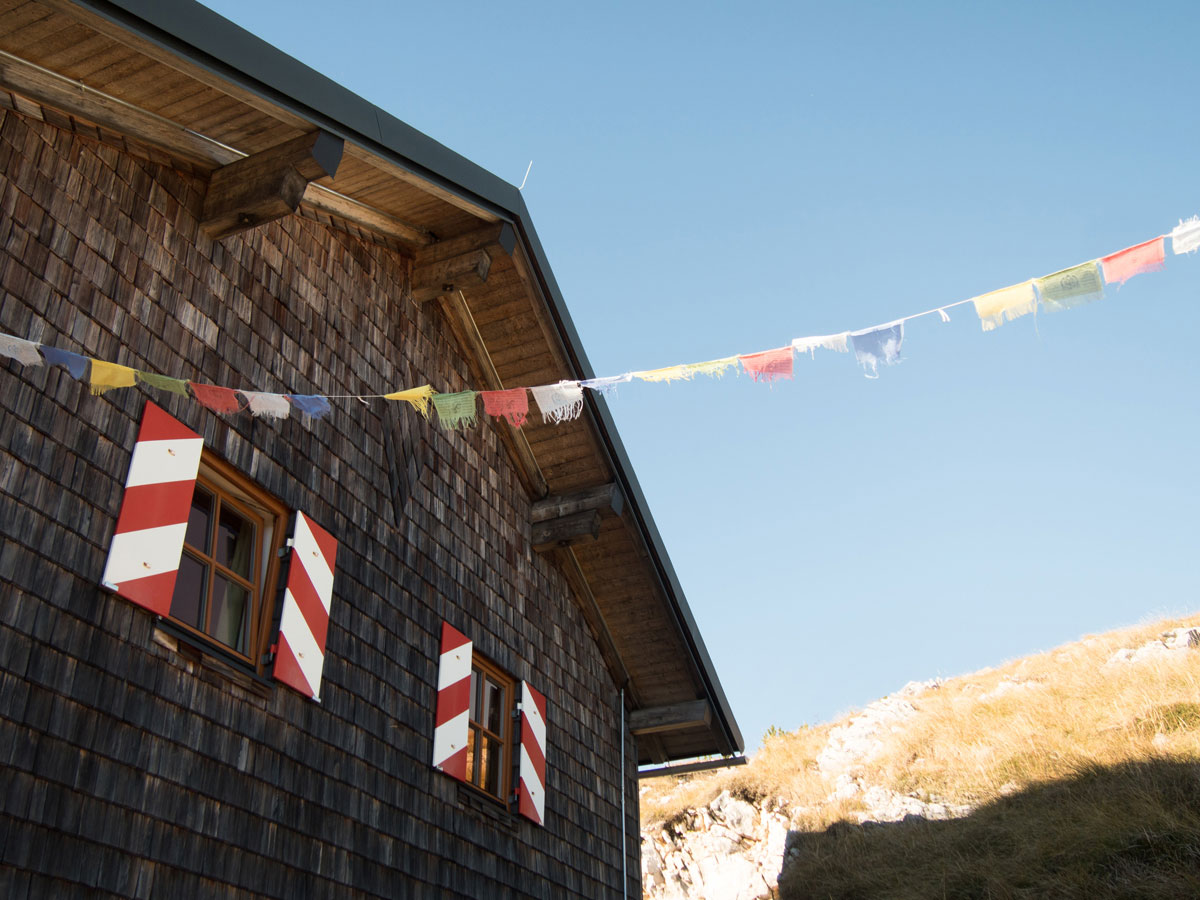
top-left (518, 160), bottom-right (533, 191)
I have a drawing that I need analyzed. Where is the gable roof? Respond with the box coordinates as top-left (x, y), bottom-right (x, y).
top-left (0, 0), bottom-right (743, 762)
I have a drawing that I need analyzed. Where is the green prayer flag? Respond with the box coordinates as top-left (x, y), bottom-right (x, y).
top-left (136, 371), bottom-right (190, 396)
top-left (432, 390), bottom-right (478, 430)
top-left (1035, 261), bottom-right (1103, 311)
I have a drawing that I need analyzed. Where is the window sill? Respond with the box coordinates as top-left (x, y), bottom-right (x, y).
top-left (152, 620), bottom-right (275, 700)
top-left (456, 782), bottom-right (519, 831)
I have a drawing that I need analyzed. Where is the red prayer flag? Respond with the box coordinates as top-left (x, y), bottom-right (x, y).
top-left (1100, 237), bottom-right (1165, 286)
top-left (189, 382), bottom-right (244, 415)
top-left (481, 388), bottom-right (529, 427)
top-left (738, 346), bottom-right (794, 383)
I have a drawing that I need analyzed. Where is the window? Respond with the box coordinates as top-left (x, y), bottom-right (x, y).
top-left (167, 455), bottom-right (287, 668)
top-left (466, 655), bottom-right (514, 800)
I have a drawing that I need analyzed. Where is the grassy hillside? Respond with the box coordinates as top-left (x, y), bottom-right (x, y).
top-left (641, 614), bottom-right (1200, 899)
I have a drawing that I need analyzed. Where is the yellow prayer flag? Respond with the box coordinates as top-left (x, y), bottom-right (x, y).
top-left (89, 360), bottom-right (137, 395)
top-left (682, 356), bottom-right (739, 379)
top-left (972, 281), bottom-right (1037, 332)
top-left (385, 384), bottom-right (435, 419)
top-left (633, 365), bottom-right (691, 383)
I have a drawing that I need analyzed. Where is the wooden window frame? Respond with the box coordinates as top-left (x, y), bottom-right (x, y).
top-left (465, 652), bottom-right (515, 802)
top-left (167, 453), bottom-right (288, 674)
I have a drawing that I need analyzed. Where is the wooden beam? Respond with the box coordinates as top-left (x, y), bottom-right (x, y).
top-left (552, 547), bottom-right (637, 705)
top-left (201, 130), bottom-right (344, 238)
top-left (532, 483), bottom-right (624, 524)
top-left (532, 509), bottom-right (601, 553)
top-left (417, 223), bottom-right (517, 266)
top-left (638, 756), bottom-right (748, 780)
top-left (0, 49), bottom-right (433, 248)
top-left (412, 248), bottom-right (492, 303)
top-left (434, 292), bottom-right (548, 499)
top-left (302, 185), bottom-right (434, 247)
top-left (628, 700), bottom-right (713, 736)
top-left (0, 48), bottom-right (236, 169)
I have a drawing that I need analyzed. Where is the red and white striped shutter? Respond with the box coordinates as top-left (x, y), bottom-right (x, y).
top-left (273, 512), bottom-right (338, 701)
top-left (432, 622), bottom-right (472, 781)
top-left (100, 401), bottom-right (203, 616)
top-left (517, 681), bottom-right (548, 825)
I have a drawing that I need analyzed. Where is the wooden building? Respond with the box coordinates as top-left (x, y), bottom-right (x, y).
top-left (0, 1), bottom-right (743, 897)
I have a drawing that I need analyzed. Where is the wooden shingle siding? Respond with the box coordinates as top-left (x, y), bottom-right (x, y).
top-left (0, 109), bottom-right (641, 899)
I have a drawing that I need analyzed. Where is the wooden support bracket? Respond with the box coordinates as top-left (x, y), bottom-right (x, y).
top-left (532, 483), bottom-right (624, 523)
top-left (201, 130), bottom-right (344, 238)
top-left (532, 509), bottom-right (601, 552)
top-left (628, 700), bottom-right (713, 736)
top-left (412, 248), bottom-right (493, 303)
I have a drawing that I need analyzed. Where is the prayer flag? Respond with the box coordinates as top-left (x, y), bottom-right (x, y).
top-left (972, 281), bottom-right (1037, 332)
top-left (0, 334), bottom-right (43, 366)
top-left (792, 333), bottom-right (850, 356)
top-left (136, 372), bottom-right (190, 395)
top-left (850, 323), bottom-right (903, 377)
top-left (481, 388), bottom-right (529, 427)
top-left (1035, 261), bottom-right (1104, 311)
top-left (241, 391), bottom-right (291, 419)
top-left (287, 394), bottom-right (332, 420)
top-left (634, 365), bottom-right (692, 383)
top-left (1100, 238), bottom-right (1165, 286)
top-left (738, 346), bottom-right (794, 383)
top-left (581, 373), bottom-right (632, 395)
top-left (89, 360), bottom-right (137, 395)
top-left (385, 385), bottom-right (435, 419)
top-left (530, 381), bottom-right (584, 424)
top-left (40, 346), bottom-right (90, 379)
top-left (682, 356), bottom-right (739, 378)
top-left (432, 390), bottom-right (478, 429)
top-left (1170, 216), bottom-right (1200, 255)
top-left (191, 383), bottom-right (244, 415)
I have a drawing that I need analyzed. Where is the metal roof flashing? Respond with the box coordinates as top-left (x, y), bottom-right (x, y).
top-left (73, 0), bottom-right (742, 757)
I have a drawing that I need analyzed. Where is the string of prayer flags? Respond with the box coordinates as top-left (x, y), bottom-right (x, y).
top-left (242, 391), bottom-right (291, 419)
top-left (851, 323), bottom-right (903, 377)
top-left (792, 333), bottom-right (850, 356)
top-left (137, 371), bottom-right (190, 395)
top-left (433, 390), bottom-right (478, 429)
top-left (531, 381), bottom-right (585, 424)
top-left (0, 335), bottom-right (43, 366)
top-left (41, 346), bottom-right (89, 379)
top-left (481, 388), bottom-right (529, 427)
top-left (288, 394), bottom-right (332, 420)
top-left (1101, 238), bottom-right (1165, 286)
top-left (191, 382), bottom-right (243, 415)
top-left (580, 373), bottom-right (632, 395)
top-left (972, 281), bottom-right (1038, 332)
top-left (90, 360), bottom-right (136, 395)
top-left (386, 385), bottom-right (435, 420)
top-left (1035, 261), bottom-right (1104, 312)
top-left (1171, 217), bottom-right (1200, 255)
top-left (738, 346), bottom-right (794, 383)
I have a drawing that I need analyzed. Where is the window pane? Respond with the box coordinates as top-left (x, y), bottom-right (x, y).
top-left (480, 736), bottom-right (502, 797)
top-left (469, 668), bottom-right (480, 722)
top-left (484, 678), bottom-right (504, 735)
top-left (170, 552), bottom-right (207, 629)
top-left (465, 727), bottom-right (477, 786)
top-left (216, 504), bottom-right (255, 579)
top-left (185, 488), bottom-right (213, 553)
top-left (210, 573), bottom-right (250, 653)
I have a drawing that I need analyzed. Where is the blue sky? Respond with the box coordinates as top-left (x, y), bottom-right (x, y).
top-left (198, 0), bottom-right (1200, 752)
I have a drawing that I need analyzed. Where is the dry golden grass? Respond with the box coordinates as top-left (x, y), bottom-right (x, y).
top-left (641, 614), bottom-right (1200, 897)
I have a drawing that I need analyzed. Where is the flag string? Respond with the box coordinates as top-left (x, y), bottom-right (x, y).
top-left (1, 216), bottom-right (1196, 427)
